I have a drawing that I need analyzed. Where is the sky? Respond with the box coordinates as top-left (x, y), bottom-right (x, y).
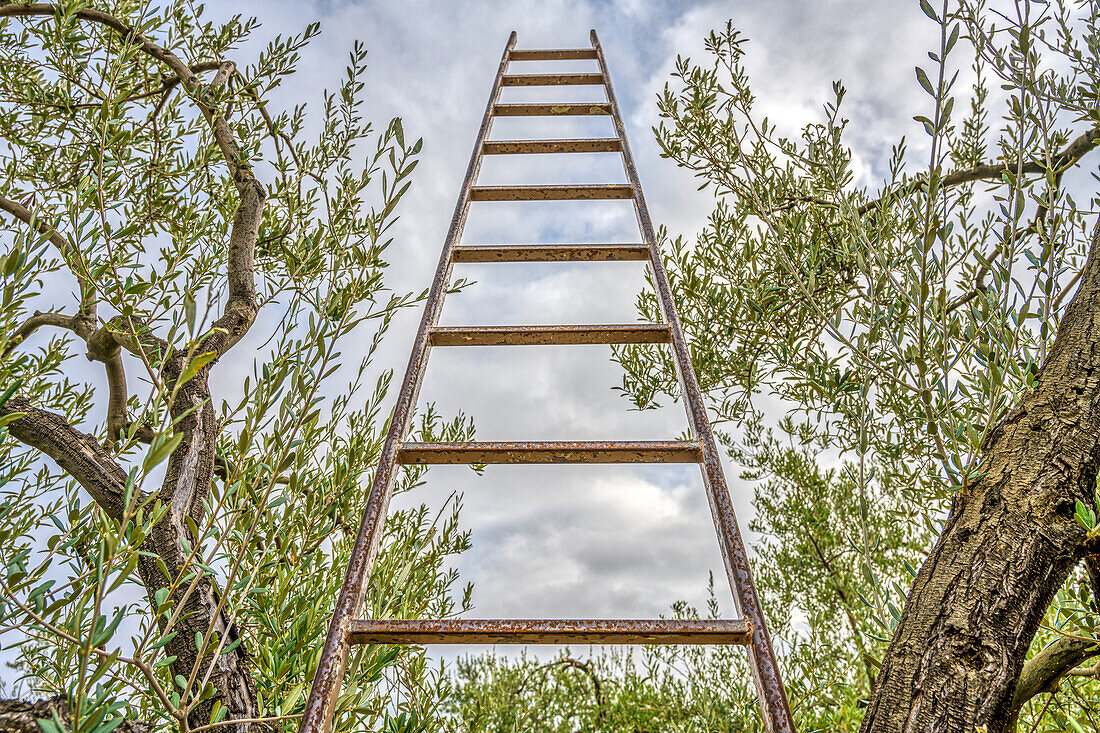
top-left (194, 0), bottom-right (939, 664)
top-left (1, 0), bottom-right (943, 679)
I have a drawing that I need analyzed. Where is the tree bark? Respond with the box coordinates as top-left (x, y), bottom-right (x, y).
top-left (861, 222), bottom-right (1100, 732)
top-left (0, 696), bottom-right (152, 733)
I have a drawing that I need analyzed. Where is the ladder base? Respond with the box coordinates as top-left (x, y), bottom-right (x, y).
top-left (347, 619), bottom-right (753, 645)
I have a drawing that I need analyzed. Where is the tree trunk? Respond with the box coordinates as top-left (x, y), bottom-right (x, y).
top-left (2, 361), bottom-right (260, 732)
top-left (861, 222), bottom-right (1100, 732)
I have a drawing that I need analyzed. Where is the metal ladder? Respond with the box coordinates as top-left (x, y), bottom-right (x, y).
top-left (298, 30), bottom-right (795, 733)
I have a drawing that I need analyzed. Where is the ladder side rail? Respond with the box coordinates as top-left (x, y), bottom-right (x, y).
top-left (589, 30), bottom-right (796, 733)
top-left (297, 31), bottom-right (517, 733)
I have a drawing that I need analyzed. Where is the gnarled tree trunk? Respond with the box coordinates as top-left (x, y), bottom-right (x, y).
top-left (862, 222), bottom-right (1100, 732)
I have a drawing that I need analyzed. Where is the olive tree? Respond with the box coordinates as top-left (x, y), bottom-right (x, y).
top-left (0, 3), bottom-right (471, 732)
top-left (614, 0), bottom-right (1100, 730)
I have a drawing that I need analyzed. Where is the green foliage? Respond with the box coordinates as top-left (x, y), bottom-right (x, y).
top-left (443, 590), bottom-right (767, 733)
top-left (0, 2), bottom-right (469, 731)
top-left (608, 0), bottom-right (1100, 729)
top-left (443, 584), bottom-right (865, 732)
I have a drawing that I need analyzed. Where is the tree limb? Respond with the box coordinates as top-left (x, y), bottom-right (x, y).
top-left (0, 696), bottom-right (152, 733)
top-left (805, 531), bottom-right (878, 688)
top-left (1006, 635), bottom-right (1100, 729)
top-left (858, 126), bottom-right (1100, 216)
top-left (0, 395), bottom-right (136, 520)
top-left (515, 658), bottom-right (606, 724)
top-left (25, 60), bottom-right (222, 111)
top-left (0, 195), bottom-right (95, 320)
top-left (1, 310), bottom-right (83, 359)
top-left (0, 4), bottom-right (264, 357)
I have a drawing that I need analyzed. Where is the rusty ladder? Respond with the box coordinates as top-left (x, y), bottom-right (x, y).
top-left (299, 30), bottom-right (795, 733)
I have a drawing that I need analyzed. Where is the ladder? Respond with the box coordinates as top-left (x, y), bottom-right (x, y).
top-left (298, 30), bottom-right (795, 733)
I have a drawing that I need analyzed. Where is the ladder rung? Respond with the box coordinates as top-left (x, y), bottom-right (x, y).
top-left (397, 440), bottom-right (703, 464)
top-left (482, 138), bottom-right (622, 154)
top-left (470, 184), bottom-right (633, 201)
top-left (493, 103), bottom-right (612, 116)
top-left (453, 244), bottom-right (649, 262)
top-left (509, 49), bottom-right (598, 61)
top-left (429, 324), bottom-right (669, 346)
top-left (348, 618), bottom-right (751, 645)
top-left (501, 73), bottom-right (604, 86)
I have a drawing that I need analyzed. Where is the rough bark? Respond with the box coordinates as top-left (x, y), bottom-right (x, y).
top-left (0, 696), bottom-right (152, 733)
top-left (861, 222), bottom-right (1100, 732)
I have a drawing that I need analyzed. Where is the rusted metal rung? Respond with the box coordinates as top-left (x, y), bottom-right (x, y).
top-left (347, 618), bottom-right (752, 645)
top-left (493, 103), bottom-right (612, 116)
top-left (509, 49), bottom-right (598, 60)
top-left (397, 440), bottom-right (703, 465)
top-left (470, 184), bottom-right (633, 201)
top-left (482, 138), bottom-right (622, 154)
top-left (429, 324), bottom-right (669, 346)
top-left (501, 72), bottom-right (604, 86)
top-left (453, 244), bottom-right (649, 262)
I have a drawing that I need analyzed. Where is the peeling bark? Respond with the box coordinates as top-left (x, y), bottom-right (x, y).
top-left (861, 222), bottom-right (1100, 733)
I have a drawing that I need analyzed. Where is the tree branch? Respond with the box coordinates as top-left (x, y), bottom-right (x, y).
top-left (1007, 635), bottom-right (1100, 729)
top-left (0, 395), bottom-right (136, 520)
top-left (858, 126), bottom-right (1100, 216)
top-left (0, 195), bottom-right (95, 320)
top-left (0, 696), bottom-right (152, 733)
top-left (0, 4), bottom-right (264, 357)
top-left (1, 310), bottom-right (83, 359)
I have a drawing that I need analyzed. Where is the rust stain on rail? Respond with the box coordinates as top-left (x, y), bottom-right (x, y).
top-left (508, 49), bottom-right (599, 60)
top-left (452, 244), bottom-right (649, 262)
top-left (492, 103), bottom-right (612, 116)
top-left (470, 184), bottom-right (633, 201)
top-left (501, 72), bottom-right (604, 86)
top-left (482, 138), bottom-right (622, 154)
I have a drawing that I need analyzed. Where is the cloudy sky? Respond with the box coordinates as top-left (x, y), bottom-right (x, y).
top-left (217, 0), bottom-right (934, 662)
